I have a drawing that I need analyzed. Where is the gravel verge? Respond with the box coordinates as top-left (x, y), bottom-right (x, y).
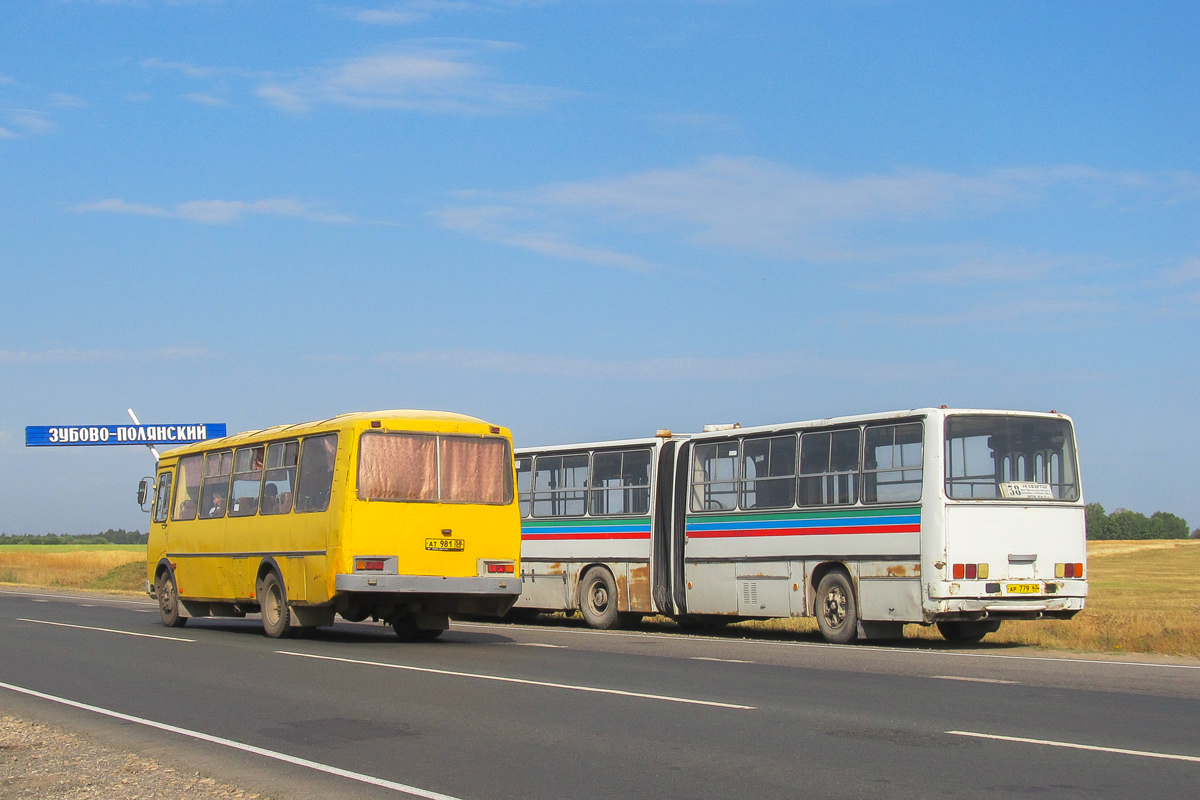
top-left (0, 714), bottom-right (270, 800)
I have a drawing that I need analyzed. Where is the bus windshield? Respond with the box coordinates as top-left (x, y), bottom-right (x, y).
top-left (944, 415), bottom-right (1079, 501)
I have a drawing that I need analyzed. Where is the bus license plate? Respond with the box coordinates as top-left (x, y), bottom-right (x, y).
top-left (1005, 583), bottom-right (1041, 594)
top-left (425, 538), bottom-right (465, 552)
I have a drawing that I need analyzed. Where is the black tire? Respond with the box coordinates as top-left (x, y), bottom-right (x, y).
top-left (937, 620), bottom-right (1001, 643)
top-left (815, 571), bottom-right (859, 644)
top-left (258, 572), bottom-right (293, 639)
top-left (155, 570), bottom-right (187, 628)
top-left (391, 613), bottom-right (444, 642)
top-left (579, 567), bottom-right (622, 629)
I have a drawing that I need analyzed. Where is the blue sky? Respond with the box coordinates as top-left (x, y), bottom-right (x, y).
top-left (2, 0), bottom-right (1197, 535)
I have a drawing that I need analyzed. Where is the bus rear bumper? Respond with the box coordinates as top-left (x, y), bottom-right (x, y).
top-left (334, 574), bottom-right (523, 617)
top-left (925, 595), bottom-right (1084, 622)
top-left (335, 574), bottom-right (521, 595)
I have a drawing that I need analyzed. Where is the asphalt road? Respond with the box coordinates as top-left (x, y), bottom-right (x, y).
top-left (2, 588), bottom-right (1198, 800)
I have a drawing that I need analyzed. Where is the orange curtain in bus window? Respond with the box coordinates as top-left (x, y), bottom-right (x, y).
top-left (358, 433), bottom-right (438, 501)
top-left (172, 454), bottom-right (202, 521)
top-left (440, 437), bottom-right (512, 504)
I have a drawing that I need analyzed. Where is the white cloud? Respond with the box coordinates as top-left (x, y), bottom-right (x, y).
top-left (181, 92), bottom-right (228, 106)
top-left (0, 347), bottom-right (209, 366)
top-left (344, 0), bottom-right (558, 25)
top-left (9, 110), bottom-right (56, 135)
top-left (48, 93), bottom-right (87, 108)
top-left (0, 75), bottom-right (18, 86)
top-left (125, 92), bottom-right (153, 103)
top-left (0, 127), bottom-right (18, 140)
top-left (141, 57), bottom-right (227, 79)
top-left (256, 43), bottom-right (566, 114)
top-left (1160, 257), bottom-right (1200, 286)
top-left (434, 157), bottom-right (1200, 268)
top-left (71, 197), bottom-right (370, 225)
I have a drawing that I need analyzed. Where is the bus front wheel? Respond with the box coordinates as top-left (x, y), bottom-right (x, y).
top-left (258, 573), bottom-right (293, 639)
top-left (815, 571), bottom-right (859, 644)
top-left (155, 570), bottom-right (187, 628)
top-left (579, 567), bottom-right (622, 629)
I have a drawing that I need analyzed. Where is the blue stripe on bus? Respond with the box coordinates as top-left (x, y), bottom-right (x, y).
top-left (521, 524), bottom-right (652, 534)
top-left (686, 514), bottom-right (919, 532)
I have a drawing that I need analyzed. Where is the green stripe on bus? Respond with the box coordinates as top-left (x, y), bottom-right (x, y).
top-left (688, 506), bottom-right (921, 524)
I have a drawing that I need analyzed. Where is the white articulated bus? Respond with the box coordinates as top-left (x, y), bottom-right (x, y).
top-left (512, 408), bottom-right (1087, 644)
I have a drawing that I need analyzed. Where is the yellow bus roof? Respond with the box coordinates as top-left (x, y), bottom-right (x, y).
top-left (158, 409), bottom-right (502, 460)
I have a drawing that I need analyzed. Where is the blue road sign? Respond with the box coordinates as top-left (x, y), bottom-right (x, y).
top-left (25, 423), bottom-right (227, 447)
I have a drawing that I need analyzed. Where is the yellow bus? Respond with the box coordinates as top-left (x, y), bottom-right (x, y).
top-left (139, 410), bottom-right (522, 640)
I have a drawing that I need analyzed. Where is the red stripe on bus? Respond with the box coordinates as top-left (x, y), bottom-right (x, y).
top-left (686, 524), bottom-right (921, 539)
top-left (522, 532), bottom-right (653, 541)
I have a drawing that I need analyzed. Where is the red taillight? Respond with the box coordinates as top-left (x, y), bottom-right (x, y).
top-left (965, 563), bottom-right (977, 580)
top-left (356, 558), bottom-right (385, 571)
top-left (1056, 562), bottom-right (1084, 578)
top-left (486, 563), bottom-right (514, 574)
top-left (951, 563), bottom-right (988, 580)
top-left (953, 563), bottom-right (965, 579)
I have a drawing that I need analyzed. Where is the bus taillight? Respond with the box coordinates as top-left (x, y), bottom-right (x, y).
top-left (951, 563), bottom-right (989, 580)
top-left (486, 562), bottom-right (515, 574)
top-left (356, 558), bottom-right (386, 571)
top-left (1055, 563), bottom-right (1084, 578)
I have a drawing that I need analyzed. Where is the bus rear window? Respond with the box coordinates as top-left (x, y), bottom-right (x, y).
top-left (945, 415), bottom-right (1079, 501)
top-left (440, 436), bottom-right (513, 504)
top-left (358, 432), bottom-right (513, 505)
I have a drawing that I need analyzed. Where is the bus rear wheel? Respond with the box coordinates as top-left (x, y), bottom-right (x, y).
top-left (937, 620), bottom-right (1001, 643)
top-left (155, 570), bottom-right (187, 628)
top-left (815, 571), bottom-right (859, 644)
top-left (579, 567), bottom-right (622, 629)
top-left (392, 614), bottom-right (444, 642)
top-left (258, 573), bottom-right (293, 639)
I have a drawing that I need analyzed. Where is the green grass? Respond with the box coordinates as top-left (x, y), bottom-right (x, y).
top-left (85, 561), bottom-right (147, 593)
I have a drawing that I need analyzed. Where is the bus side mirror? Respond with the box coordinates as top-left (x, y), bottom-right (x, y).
top-left (137, 477), bottom-right (153, 512)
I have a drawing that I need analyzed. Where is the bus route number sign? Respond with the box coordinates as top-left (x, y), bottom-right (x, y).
top-left (426, 537), bottom-right (465, 552)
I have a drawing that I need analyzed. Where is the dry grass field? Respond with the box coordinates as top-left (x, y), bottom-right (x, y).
top-left (725, 539), bottom-right (1200, 656)
top-left (3, 540), bottom-right (1198, 656)
top-left (0, 545), bottom-right (144, 593)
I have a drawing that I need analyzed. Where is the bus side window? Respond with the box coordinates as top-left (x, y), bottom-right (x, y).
top-left (590, 448), bottom-right (652, 515)
top-left (799, 429), bottom-right (860, 506)
top-left (863, 423), bottom-right (923, 504)
top-left (230, 446), bottom-right (265, 517)
top-left (532, 454), bottom-right (587, 517)
top-left (172, 454), bottom-right (202, 521)
top-left (296, 433), bottom-right (338, 513)
top-left (740, 435), bottom-right (796, 510)
top-left (153, 471), bottom-right (173, 523)
top-left (516, 457), bottom-right (532, 517)
top-left (691, 442), bottom-right (738, 512)
top-left (199, 450), bottom-right (233, 519)
top-left (262, 440), bottom-right (299, 515)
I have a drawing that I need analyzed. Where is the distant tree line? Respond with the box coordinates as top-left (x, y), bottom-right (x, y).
top-left (0, 529), bottom-right (147, 545)
top-left (1085, 504), bottom-right (1196, 540)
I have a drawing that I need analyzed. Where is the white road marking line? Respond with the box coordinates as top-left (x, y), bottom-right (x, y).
top-left (277, 650), bottom-right (756, 710)
top-left (0, 680), bottom-right (465, 800)
top-left (18, 618), bottom-right (195, 642)
top-left (514, 643), bottom-right (567, 648)
top-left (691, 656), bottom-right (754, 664)
top-left (32, 599), bottom-right (48, 603)
top-left (451, 621), bottom-right (1200, 670)
top-left (931, 675), bottom-right (1016, 684)
top-left (0, 589), bottom-right (156, 606)
top-left (80, 604), bottom-right (97, 608)
top-left (946, 730), bottom-right (1200, 763)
